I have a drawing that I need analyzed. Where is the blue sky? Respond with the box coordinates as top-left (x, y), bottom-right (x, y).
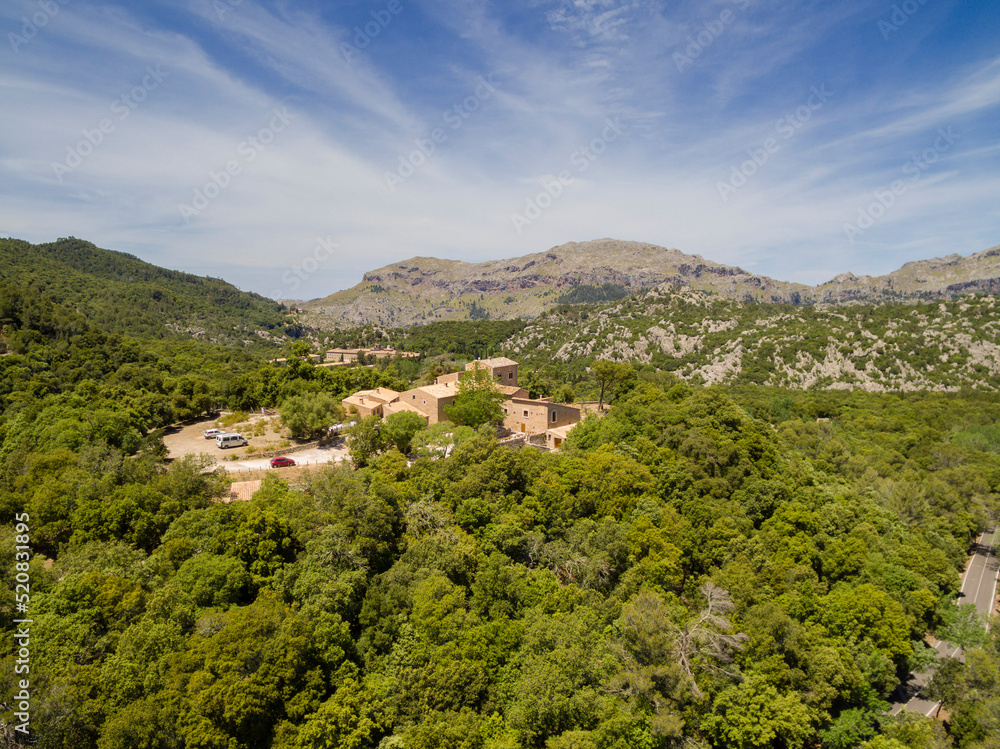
top-left (2, 0), bottom-right (998, 299)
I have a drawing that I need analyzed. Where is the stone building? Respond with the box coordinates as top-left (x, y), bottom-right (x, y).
top-left (341, 357), bottom-right (582, 443)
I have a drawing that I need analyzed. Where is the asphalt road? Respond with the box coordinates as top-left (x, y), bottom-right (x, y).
top-left (890, 528), bottom-right (999, 716)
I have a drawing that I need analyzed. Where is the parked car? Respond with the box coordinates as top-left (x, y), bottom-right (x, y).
top-left (328, 421), bottom-right (357, 436)
top-left (204, 428), bottom-right (225, 439)
top-left (216, 433), bottom-right (248, 449)
top-left (270, 456), bottom-right (295, 468)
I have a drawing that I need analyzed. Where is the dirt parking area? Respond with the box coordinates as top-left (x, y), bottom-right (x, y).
top-left (162, 413), bottom-right (349, 474)
top-left (222, 443), bottom-right (349, 474)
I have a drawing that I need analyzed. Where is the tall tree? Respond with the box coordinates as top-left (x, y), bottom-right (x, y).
top-left (592, 360), bottom-right (635, 410)
top-left (382, 411), bottom-right (426, 455)
top-left (444, 364), bottom-right (506, 429)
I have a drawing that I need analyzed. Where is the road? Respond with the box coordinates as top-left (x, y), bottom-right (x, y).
top-left (220, 442), bottom-right (350, 473)
top-left (890, 528), bottom-right (999, 716)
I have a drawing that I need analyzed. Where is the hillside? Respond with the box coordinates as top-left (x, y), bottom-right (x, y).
top-left (502, 288), bottom-right (1000, 392)
top-left (303, 239), bottom-right (809, 327)
top-left (808, 244), bottom-right (1000, 303)
top-left (0, 237), bottom-right (297, 348)
top-left (303, 239), bottom-right (1000, 327)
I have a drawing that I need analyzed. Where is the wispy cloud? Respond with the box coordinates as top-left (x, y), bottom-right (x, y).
top-left (0, 0), bottom-right (997, 297)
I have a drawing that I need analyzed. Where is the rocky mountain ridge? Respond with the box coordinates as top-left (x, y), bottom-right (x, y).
top-left (304, 239), bottom-right (1000, 327)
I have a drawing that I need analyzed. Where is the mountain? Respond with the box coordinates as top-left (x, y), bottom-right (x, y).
top-left (0, 237), bottom-right (298, 348)
top-left (303, 239), bottom-right (1000, 327)
top-left (807, 244), bottom-right (1000, 304)
top-left (303, 239), bottom-right (807, 327)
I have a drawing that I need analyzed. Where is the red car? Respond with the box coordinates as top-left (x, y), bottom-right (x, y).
top-left (270, 456), bottom-right (295, 468)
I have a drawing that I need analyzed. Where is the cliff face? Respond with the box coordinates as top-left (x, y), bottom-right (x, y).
top-left (302, 239), bottom-right (1000, 327)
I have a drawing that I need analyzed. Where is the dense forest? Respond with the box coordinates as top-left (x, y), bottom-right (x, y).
top-left (2, 265), bottom-right (1000, 748)
top-left (0, 238), bottom-right (298, 348)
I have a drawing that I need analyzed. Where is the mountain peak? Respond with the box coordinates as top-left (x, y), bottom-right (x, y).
top-left (303, 239), bottom-right (1000, 327)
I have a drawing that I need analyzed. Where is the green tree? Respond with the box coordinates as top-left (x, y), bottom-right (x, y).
top-left (444, 365), bottom-right (506, 429)
top-left (383, 411), bottom-right (427, 455)
top-left (701, 674), bottom-right (813, 749)
top-left (347, 416), bottom-right (386, 467)
top-left (412, 422), bottom-right (477, 459)
top-left (280, 392), bottom-right (341, 439)
top-left (939, 603), bottom-right (989, 651)
top-left (592, 360), bottom-right (635, 410)
top-left (295, 679), bottom-right (386, 749)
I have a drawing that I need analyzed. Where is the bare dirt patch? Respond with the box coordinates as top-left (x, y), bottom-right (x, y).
top-left (162, 413), bottom-right (348, 474)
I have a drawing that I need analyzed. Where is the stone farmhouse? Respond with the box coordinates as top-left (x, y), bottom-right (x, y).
top-left (341, 357), bottom-right (582, 449)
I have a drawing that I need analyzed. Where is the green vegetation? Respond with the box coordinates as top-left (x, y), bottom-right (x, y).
top-left (506, 290), bottom-right (1000, 393)
top-left (4, 332), bottom-right (1000, 747)
top-left (2, 244), bottom-right (1000, 748)
top-left (592, 359), bottom-right (636, 409)
top-left (556, 283), bottom-right (633, 305)
top-left (280, 392), bottom-right (342, 439)
top-left (392, 319), bottom-right (528, 358)
top-left (0, 237), bottom-right (297, 348)
top-left (444, 364), bottom-right (507, 429)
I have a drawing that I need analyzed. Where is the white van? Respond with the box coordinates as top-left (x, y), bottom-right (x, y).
top-left (216, 433), bottom-right (248, 449)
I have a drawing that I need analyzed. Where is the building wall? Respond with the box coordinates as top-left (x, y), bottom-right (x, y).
top-left (343, 398), bottom-right (382, 419)
top-left (502, 398), bottom-right (580, 434)
top-left (398, 388), bottom-right (457, 424)
top-left (433, 396), bottom-right (457, 424)
top-left (467, 360), bottom-right (518, 386)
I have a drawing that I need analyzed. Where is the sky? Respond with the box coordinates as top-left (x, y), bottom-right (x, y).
top-left (1, 0), bottom-right (999, 300)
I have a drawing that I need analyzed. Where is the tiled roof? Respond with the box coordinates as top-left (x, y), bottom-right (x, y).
top-left (469, 356), bottom-right (518, 368)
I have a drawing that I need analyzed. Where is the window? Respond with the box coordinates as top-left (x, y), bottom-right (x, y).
top-left (551, 411), bottom-right (557, 422)
top-left (523, 410), bottom-right (529, 417)
top-left (503, 408), bottom-right (508, 414)
top-left (423, 400), bottom-right (426, 405)
top-left (412, 395), bottom-right (415, 400)
top-left (508, 372), bottom-right (513, 379)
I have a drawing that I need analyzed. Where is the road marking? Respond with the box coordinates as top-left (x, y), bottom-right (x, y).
top-left (986, 529), bottom-right (999, 631)
top-left (960, 532), bottom-right (985, 595)
top-left (891, 529), bottom-right (998, 714)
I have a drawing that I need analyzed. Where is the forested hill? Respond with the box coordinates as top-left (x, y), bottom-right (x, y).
top-left (0, 237), bottom-right (297, 348)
